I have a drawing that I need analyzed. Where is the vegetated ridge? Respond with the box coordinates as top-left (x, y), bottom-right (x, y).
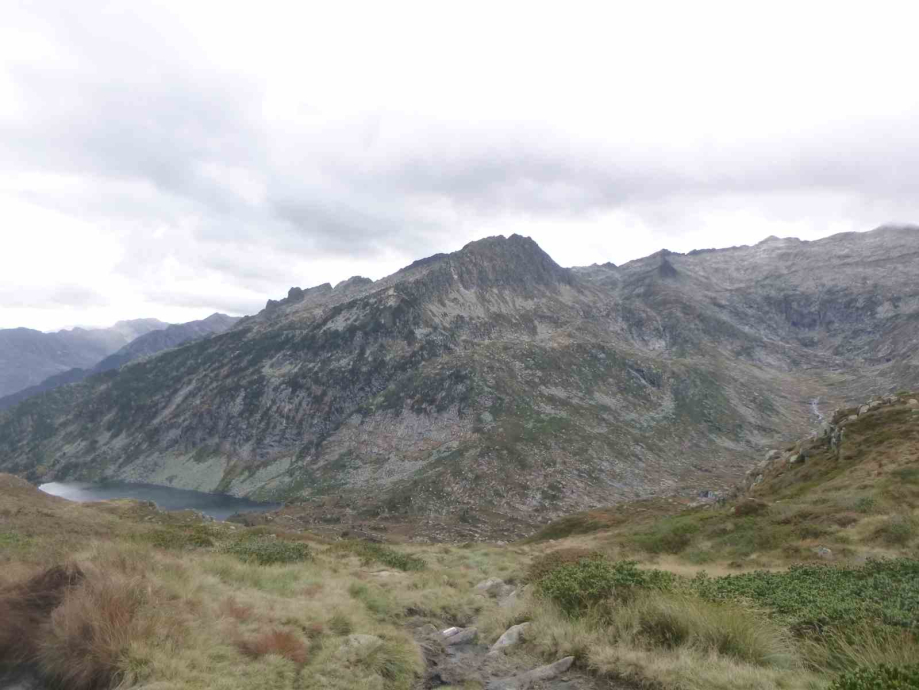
top-left (2, 226), bottom-right (919, 540)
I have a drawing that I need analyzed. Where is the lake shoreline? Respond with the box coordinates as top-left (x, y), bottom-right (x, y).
top-left (38, 480), bottom-right (281, 522)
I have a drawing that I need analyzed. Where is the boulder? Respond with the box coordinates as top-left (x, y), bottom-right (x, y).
top-left (858, 405), bottom-right (870, 416)
top-left (789, 453), bottom-right (804, 465)
top-left (764, 449), bottom-right (782, 462)
top-left (486, 656), bottom-right (575, 690)
top-left (487, 622), bottom-right (531, 656)
top-left (813, 546), bottom-right (833, 559)
top-left (908, 399), bottom-right (919, 408)
top-left (474, 578), bottom-right (516, 601)
top-left (847, 415), bottom-right (858, 422)
top-left (444, 627), bottom-right (477, 646)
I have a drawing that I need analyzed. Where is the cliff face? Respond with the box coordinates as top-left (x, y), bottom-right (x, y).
top-left (2, 228), bottom-right (918, 537)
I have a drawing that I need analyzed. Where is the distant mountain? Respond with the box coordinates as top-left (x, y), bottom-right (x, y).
top-left (0, 314), bottom-right (239, 411)
top-left (0, 318), bottom-right (167, 398)
top-left (2, 227), bottom-right (919, 539)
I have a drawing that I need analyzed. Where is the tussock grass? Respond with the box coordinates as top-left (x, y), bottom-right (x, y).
top-left (236, 629), bottom-right (309, 665)
top-left (0, 563), bottom-right (84, 666)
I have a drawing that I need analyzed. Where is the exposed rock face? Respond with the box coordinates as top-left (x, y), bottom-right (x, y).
top-left (0, 318), bottom-right (166, 398)
top-left (2, 227), bottom-right (919, 538)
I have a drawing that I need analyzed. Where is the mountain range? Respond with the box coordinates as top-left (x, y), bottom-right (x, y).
top-left (0, 318), bottom-right (167, 398)
top-left (1, 226), bottom-right (918, 539)
top-left (0, 314), bottom-right (239, 412)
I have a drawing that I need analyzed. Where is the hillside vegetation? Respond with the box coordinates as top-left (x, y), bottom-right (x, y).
top-left (1, 395), bottom-right (918, 689)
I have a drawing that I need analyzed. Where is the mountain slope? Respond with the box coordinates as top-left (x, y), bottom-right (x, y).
top-left (1, 228), bottom-right (919, 538)
top-left (0, 314), bottom-right (239, 412)
top-left (0, 318), bottom-right (167, 398)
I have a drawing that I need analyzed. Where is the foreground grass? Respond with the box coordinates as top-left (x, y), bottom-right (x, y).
top-left (3, 414), bottom-right (919, 690)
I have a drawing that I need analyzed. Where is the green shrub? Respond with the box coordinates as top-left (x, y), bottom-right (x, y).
top-left (829, 663), bottom-right (919, 689)
top-left (537, 558), bottom-right (674, 615)
top-left (332, 541), bottom-right (426, 572)
top-left (853, 497), bottom-right (878, 514)
top-left (873, 516), bottom-right (916, 546)
top-left (525, 548), bottom-right (599, 583)
top-left (631, 516), bottom-right (701, 554)
top-left (693, 559), bottom-right (919, 633)
top-left (146, 524), bottom-right (217, 550)
top-left (221, 537), bottom-right (312, 565)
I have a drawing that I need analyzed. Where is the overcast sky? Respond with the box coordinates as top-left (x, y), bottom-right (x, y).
top-left (2, 1), bottom-right (918, 331)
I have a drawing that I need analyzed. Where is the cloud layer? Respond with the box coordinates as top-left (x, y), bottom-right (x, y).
top-left (2, 1), bottom-right (918, 330)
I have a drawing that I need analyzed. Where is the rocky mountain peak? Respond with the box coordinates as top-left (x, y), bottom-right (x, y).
top-left (435, 234), bottom-right (575, 293)
top-left (334, 276), bottom-right (374, 291)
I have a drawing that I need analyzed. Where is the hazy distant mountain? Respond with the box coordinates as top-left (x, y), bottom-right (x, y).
top-left (0, 314), bottom-right (239, 411)
top-left (2, 227), bottom-right (918, 539)
top-left (0, 318), bottom-right (166, 398)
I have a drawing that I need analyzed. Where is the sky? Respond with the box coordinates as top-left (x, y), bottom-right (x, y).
top-left (1, 1), bottom-right (918, 331)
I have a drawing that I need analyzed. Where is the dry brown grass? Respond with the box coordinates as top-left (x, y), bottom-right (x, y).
top-left (220, 596), bottom-right (255, 621)
top-left (236, 629), bottom-right (309, 666)
top-left (37, 567), bottom-right (180, 690)
top-left (0, 563), bottom-right (84, 666)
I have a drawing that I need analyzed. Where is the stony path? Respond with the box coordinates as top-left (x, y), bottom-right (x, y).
top-left (411, 578), bottom-right (622, 690)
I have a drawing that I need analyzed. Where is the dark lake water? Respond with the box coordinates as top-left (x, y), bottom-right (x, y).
top-left (39, 481), bottom-right (281, 521)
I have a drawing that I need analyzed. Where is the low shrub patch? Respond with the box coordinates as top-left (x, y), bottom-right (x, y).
top-left (332, 541), bottom-right (426, 572)
top-left (525, 547), bottom-right (599, 583)
top-left (145, 524), bottom-right (217, 550)
top-left (872, 516), bottom-right (916, 546)
top-left (829, 663), bottom-right (919, 689)
top-left (692, 559), bottom-right (919, 632)
top-left (537, 558), bottom-right (674, 615)
top-left (221, 537), bottom-right (312, 565)
top-left (631, 516), bottom-right (701, 554)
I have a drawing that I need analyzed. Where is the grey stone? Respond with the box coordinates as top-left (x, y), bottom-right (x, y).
top-left (488, 622), bottom-right (531, 656)
top-left (789, 454), bottom-right (804, 465)
top-left (444, 627), bottom-right (478, 646)
top-left (765, 449), bottom-right (782, 462)
top-left (908, 399), bottom-right (919, 407)
top-left (474, 577), bottom-right (516, 601)
top-left (847, 415), bottom-right (858, 422)
top-left (486, 656), bottom-right (576, 689)
top-left (858, 405), bottom-right (870, 416)
top-left (813, 546), bottom-right (833, 559)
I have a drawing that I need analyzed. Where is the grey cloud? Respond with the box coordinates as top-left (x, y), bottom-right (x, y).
top-left (3, 0), bottom-right (919, 328)
top-left (0, 284), bottom-right (111, 309)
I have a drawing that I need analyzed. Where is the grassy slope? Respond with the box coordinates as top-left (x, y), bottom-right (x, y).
top-left (532, 397), bottom-right (919, 568)
top-left (1, 398), bottom-right (917, 690)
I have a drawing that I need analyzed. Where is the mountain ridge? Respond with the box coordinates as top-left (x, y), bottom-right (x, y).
top-left (1, 227), bottom-right (918, 538)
